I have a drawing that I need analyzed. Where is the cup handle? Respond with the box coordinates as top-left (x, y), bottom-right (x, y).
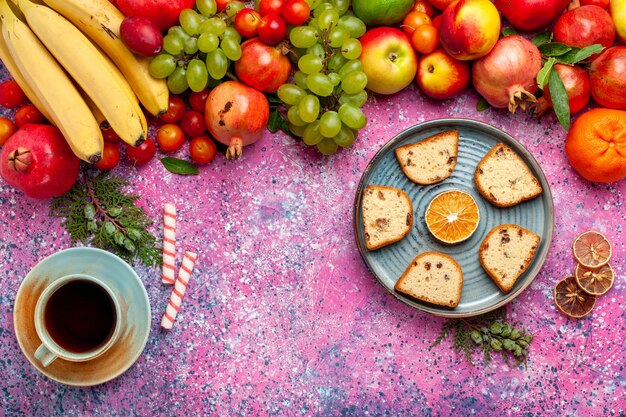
top-left (34, 344), bottom-right (57, 367)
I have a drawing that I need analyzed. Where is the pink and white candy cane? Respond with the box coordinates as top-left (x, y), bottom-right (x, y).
top-left (162, 203), bottom-right (176, 284)
top-left (161, 251), bottom-right (197, 330)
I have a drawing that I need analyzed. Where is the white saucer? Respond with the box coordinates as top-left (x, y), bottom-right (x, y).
top-left (13, 247), bottom-right (151, 386)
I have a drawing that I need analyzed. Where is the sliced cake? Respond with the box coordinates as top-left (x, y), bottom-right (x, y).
top-left (395, 130), bottom-right (459, 185)
top-left (479, 224), bottom-right (541, 293)
top-left (474, 143), bottom-right (543, 207)
top-left (394, 252), bottom-right (463, 308)
top-left (362, 185), bottom-right (413, 250)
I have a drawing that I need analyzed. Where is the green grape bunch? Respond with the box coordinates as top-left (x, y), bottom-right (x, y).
top-left (148, 0), bottom-right (245, 94)
top-left (278, 0), bottom-right (369, 155)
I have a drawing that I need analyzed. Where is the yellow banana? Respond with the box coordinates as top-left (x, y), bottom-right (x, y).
top-left (42, 0), bottom-right (169, 116)
top-left (17, 0), bottom-right (146, 146)
top-left (0, 0), bottom-right (102, 163)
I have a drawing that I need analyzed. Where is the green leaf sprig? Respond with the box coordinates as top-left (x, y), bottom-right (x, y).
top-left (431, 308), bottom-right (534, 367)
top-left (50, 169), bottom-right (161, 267)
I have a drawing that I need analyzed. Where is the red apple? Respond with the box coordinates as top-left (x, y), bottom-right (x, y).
top-left (439, 0), bottom-right (501, 61)
top-left (359, 27), bottom-right (418, 95)
top-left (117, 0), bottom-right (195, 32)
top-left (417, 49), bottom-right (470, 99)
top-left (589, 46), bottom-right (626, 109)
top-left (553, 5), bottom-right (615, 60)
top-left (492, 0), bottom-right (570, 31)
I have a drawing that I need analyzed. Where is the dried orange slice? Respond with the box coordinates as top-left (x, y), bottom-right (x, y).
top-left (425, 190), bottom-right (480, 244)
top-left (572, 230), bottom-right (612, 269)
top-left (575, 263), bottom-right (614, 296)
top-left (554, 276), bottom-right (596, 318)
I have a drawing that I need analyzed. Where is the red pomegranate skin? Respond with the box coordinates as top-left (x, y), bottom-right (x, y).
top-left (535, 64), bottom-right (590, 115)
top-left (553, 5), bottom-right (615, 59)
top-left (234, 38), bottom-right (292, 93)
top-left (0, 124), bottom-right (80, 199)
top-left (493, 0), bottom-right (570, 31)
top-left (589, 46), bottom-right (626, 109)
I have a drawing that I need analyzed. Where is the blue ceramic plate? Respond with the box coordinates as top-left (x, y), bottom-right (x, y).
top-left (354, 119), bottom-right (554, 318)
top-left (13, 247), bottom-right (151, 386)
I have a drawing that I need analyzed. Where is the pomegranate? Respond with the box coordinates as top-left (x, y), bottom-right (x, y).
top-left (471, 35), bottom-right (543, 112)
top-left (0, 124), bottom-right (80, 199)
top-left (492, 0), bottom-right (570, 31)
top-left (534, 64), bottom-right (591, 116)
top-left (589, 46), bottom-right (626, 109)
top-left (553, 5), bottom-right (615, 59)
top-left (205, 81), bottom-right (269, 159)
top-left (117, 0), bottom-right (195, 31)
top-left (234, 38), bottom-right (292, 93)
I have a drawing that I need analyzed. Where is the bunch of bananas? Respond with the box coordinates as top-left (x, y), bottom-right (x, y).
top-left (0, 0), bottom-right (169, 163)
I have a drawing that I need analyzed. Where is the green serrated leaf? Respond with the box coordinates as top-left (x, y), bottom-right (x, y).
top-left (160, 157), bottom-right (199, 175)
top-left (531, 32), bottom-right (552, 47)
top-left (476, 97), bottom-right (490, 112)
top-left (538, 42), bottom-right (573, 57)
top-left (549, 69), bottom-right (571, 130)
top-left (502, 27), bottom-right (517, 37)
top-left (537, 57), bottom-right (557, 90)
top-left (558, 44), bottom-right (604, 64)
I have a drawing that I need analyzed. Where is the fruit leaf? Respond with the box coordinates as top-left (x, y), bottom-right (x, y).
top-left (502, 27), bottom-right (517, 37)
top-left (160, 157), bottom-right (199, 175)
top-left (557, 44), bottom-right (604, 64)
top-left (537, 57), bottom-right (557, 90)
top-left (549, 69), bottom-right (570, 130)
top-left (476, 97), bottom-right (490, 112)
top-left (538, 42), bottom-right (572, 57)
top-left (265, 93), bottom-right (283, 107)
top-left (531, 32), bottom-right (552, 47)
top-left (267, 109), bottom-right (290, 135)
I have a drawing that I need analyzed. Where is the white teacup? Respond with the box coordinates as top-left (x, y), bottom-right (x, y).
top-left (33, 274), bottom-right (122, 367)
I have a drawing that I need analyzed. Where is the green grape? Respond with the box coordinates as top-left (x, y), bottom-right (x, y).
top-left (338, 15), bottom-right (366, 38)
top-left (206, 49), bottom-right (229, 80)
top-left (307, 73), bottom-right (334, 97)
top-left (202, 17), bottom-right (226, 36)
top-left (328, 72), bottom-right (341, 86)
top-left (196, 0), bottom-right (217, 16)
top-left (298, 54), bottom-right (323, 74)
top-left (302, 121), bottom-right (323, 145)
top-left (222, 27), bottom-right (242, 43)
top-left (338, 59), bottom-right (363, 78)
top-left (318, 9), bottom-right (339, 31)
top-left (289, 26), bottom-right (318, 48)
top-left (198, 32), bottom-right (219, 53)
top-left (338, 103), bottom-right (366, 129)
top-left (313, 3), bottom-right (333, 18)
top-left (221, 37), bottom-right (242, 61)
top-left (329, 27), bottom-right (349, 48)
top-left (319, 111), bottom-right (342, 138)
top-left (317, 138), bottom-right (338, 155)
top-left (339, 90), bottom-right (368, 107)
top-left (306, 0), bottom-right (324, 9)
top-left (298, 95), bottom-right (320, 123)
top-left (329, 0), bottom-right (350, 15)
top-left (163, 34), bottom-right (184, 55)
top-left (180, 9), bottom-right (202, 35)
top-left (184, 37), bottom-right (198, 54)
top-left (224, 1), bottom-right (245, 17)
top-left (341, 71), bottom-right (368, 95)
top-left (289, 123), bottom-right (306, 137)
top-left (333, 125), bottom-right (356, 147)
top-left (167, 66), bottom-right (188, 94)
top-left (277, 84), bottom-right (307, 105)
top-left (186, 59), bottom-right (209, 92)
top-left (327, 54), bottom-right (347, 72)
top-left (148, 54), bottom-right (177, 79)
top-left (287, 106), bottom-right (307, 126)
top-left (308, 17), bottom-right (319, 29)
top-left (294, 71), bottom-right (309, 89)
top-left (168, 26), bottom-right (190, 40)
top-left (306, 43), bottom-right (325, 59)
top-left (341, 38), bottom-right (362, 60)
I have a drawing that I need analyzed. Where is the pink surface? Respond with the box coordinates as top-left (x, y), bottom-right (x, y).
top-left (1, 83), bottom-right (625, 416)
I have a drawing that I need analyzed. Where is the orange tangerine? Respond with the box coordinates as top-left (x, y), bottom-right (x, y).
top-left (425, 190), bottom-right (480, 244)
top-left (554, 276), bottom-right (596, 318)
top-left (572, 230), bottom-right (612, 269)
top-left (575, 263), bottom-right (614, 296)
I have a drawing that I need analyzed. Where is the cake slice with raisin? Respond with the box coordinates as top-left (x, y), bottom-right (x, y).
top-left (394, 130), bottom-right (459, 185)
top-left (361, 185), bottom-right (413, 250)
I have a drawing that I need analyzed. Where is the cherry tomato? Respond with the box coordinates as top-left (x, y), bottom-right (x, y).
top-left (101, 126), bottom-right (121, 143)
top-left (95, 142), bottom-right (121, 170)
top-left (411, 24), bottom-right (439, 54)
top-left (189, 136), bottom-right (217, 164)
top-left (180, 110), bottom-right (207, 137)
top-left (216, 0), bottom-right (234, 11)
top-left (281, 0), bottom-right (310, 26)
top-left (159, 96), bottom-right (186, 123)
top-left (0, 80), bottom-right (25, 109)
top-left (258, 14), bottom-right (287, 45)
top-left (411, 0), bottom-right (436, 18)
top-left (156, 123), bottom-right (185, 152)
top-left (188, 88), bottom-right (211, 114)
top-left (14, 104), bottom-right (45, 128)
top-left (235, 8), bottom-right (262, 38)
top-left (580, 0), bottom-right (609, 8)
top-left (126, 137), bottom-right (156, 165)
top-left (259, 0), bottom-right (284, 16)
top-left (0, 116), bottom-right (17, 146)
top-left (402, 11), bottom-right (432, 36)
